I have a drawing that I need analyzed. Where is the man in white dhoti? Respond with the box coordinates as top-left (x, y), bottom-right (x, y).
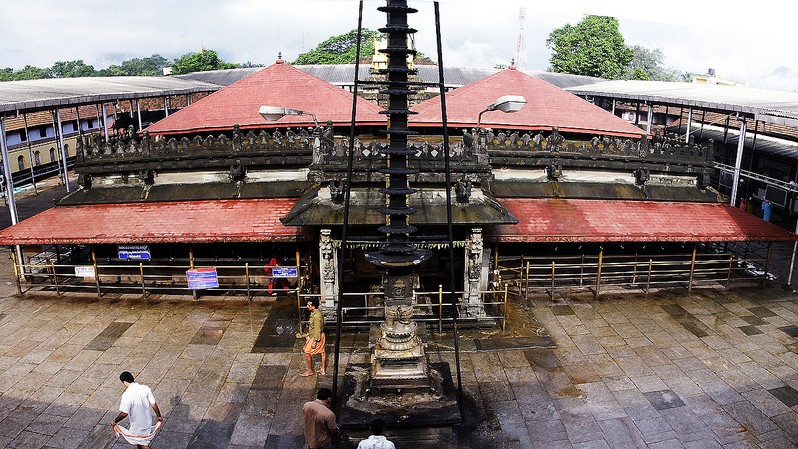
top-left (112, 371), bottom-right (164, 449)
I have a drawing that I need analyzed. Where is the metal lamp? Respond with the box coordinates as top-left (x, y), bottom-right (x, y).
top-left (258, 105), bottom-right (319, 127)
top-left (476, 95), bottom-right (527, 128)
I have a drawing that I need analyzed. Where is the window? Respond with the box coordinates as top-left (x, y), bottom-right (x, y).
top-left (34, 151), bottom-right (41, 166)
top-left (17, 155), bottom-right (25, 171)
top-left (49, 148), bottom-right (56, 162)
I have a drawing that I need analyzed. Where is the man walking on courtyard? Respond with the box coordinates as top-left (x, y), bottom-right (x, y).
top-left (112, 371), bottom-right (164, 449)
top-left (303, 387), bottom-right (338, 449)
top-left (301, 297), bottom-right (327, 376)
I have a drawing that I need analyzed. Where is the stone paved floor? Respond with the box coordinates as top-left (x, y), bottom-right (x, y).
top-left (1, 180), bottom-right (798, 448)
top-left (0, 250), bottom-right (797, 448)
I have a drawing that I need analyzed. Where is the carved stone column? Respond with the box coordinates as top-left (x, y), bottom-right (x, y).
top-left (319, 229), bottom-right (338, 310)
top-left (463, 227), bottom-right (487, 317)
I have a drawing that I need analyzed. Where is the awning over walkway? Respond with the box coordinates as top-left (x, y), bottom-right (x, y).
top-left (488, 199), bottom-right (797, 243)
top-left (0, 199), bottom-right (312, 245)
top-left (281, 187), bottom-right (517, 226)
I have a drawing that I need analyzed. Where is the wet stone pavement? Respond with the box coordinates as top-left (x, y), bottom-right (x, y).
top-left (0, 256), bottom-right (796, 448)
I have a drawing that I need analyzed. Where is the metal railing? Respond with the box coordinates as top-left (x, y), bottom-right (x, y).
top-left (496, 250), bottom-right (771, 300)
top-left (296, 284), bottom-right (510, 333)
top-left (13, 259), bottom-right (307, 303)
top-left (11, 258), bottom-right (508, 331)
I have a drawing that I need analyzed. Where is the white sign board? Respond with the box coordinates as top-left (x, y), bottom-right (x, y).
top-left (74, 266), bottom-right (96, 278)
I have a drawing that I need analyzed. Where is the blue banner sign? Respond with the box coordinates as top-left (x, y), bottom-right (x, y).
top-left (272, 267), bottom-right (298, 278)
top-left (118, 244), bottom-right (151, 260)
top-left (186, 268), bottom-right (219, 290)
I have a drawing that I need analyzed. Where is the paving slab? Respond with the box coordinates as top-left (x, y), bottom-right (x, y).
top-left (0, 241), bottom-right (797, 447)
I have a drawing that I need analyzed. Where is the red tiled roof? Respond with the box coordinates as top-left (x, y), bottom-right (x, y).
top-left (0, 199), bottom-right (312, 245)
top-left (146, 61), bottom-right (386, 136)
top-left (410, 68), bottom-right (647, 138)
top-left (489, 199), bottom-right (797, 242)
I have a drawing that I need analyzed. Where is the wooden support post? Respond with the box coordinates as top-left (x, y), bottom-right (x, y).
top-left (726, 256), bottom-right (734, 288)
top-left (296, 292), bottom-right (303, 332)
top-left (596, 248), bottom-right (604, 297)
top-left (439, 284), bottom-right (444, 334)
top-left (245, 263), bottom-right (251, 302)
top-left (11, 251), bottom-right (21, 295)
top-left (295, 246), bottom-right (301, 305)
top-left (579, 254), bottom-right (585, 286)
top-left (51, 261), bottom-right (59, 296)
top-left (632, 253), bottom-right (638, 285)
top-left (189, 246), bottom-right (197, 301)
top-left (688, 243), bottom-right (697, 291)
top-left (140, 262), bottom-right (146, 298)
top-left (646, 259), bottom-right (653, 293)
top-left (524, 261), bottom-right (530, 301)
top-left (92, 248), bottom-right (101, 298)
top-left (550, 261), bottom-right (555, 301)
top-left (503, 283), bottom-right (508, 332)
top-left (763, 242), bottom-right (772, 287)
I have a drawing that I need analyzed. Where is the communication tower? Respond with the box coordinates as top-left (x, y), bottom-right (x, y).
top-left (514, 7), bottom-right (527, 71)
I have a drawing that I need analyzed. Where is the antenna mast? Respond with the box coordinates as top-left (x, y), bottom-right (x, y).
top-left (514, 7), bottom-right (527, 71)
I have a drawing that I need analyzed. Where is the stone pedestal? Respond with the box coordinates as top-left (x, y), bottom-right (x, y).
top-left (338, 362), bottom-right (461, 449)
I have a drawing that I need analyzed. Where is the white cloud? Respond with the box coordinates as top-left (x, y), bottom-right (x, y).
top-left (0, 0), bottom-right (794, 91)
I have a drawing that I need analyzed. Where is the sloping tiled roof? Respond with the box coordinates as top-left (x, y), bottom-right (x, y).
top-left (0, 199), bottom-right (312, 245)
top-left (146, 61), bottom-right (386, 135)
top-left (410, 68), bottom-right (647, 138)
top-left (488, 199), bottom-right (797, 243)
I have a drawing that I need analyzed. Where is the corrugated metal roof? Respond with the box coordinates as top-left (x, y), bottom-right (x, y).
top-left (566, 80), bottom-right (798, 125)
top-left (671, 122), bottom-right (798, 160)
top-left (0, 76), bottom-right (221, 114)
top-left (177, 65), bottom-right (605, 90)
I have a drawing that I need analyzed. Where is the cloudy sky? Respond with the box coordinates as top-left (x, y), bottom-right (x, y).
top-left (1, 0), bottom-right (795, 91)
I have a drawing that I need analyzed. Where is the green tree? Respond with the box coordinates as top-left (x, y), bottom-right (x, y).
top-left (0, 68), bottom-right (13, 81)
top-left (293, 29), bottom-right (382, 65)
top-left (546, 15), bottom-right (633, 79)
top-left (100, 54), bottom-right (170, 76)
top-left (171, 49), bottom-right (238, 75)
top-left (46, 60), bottom-right (97, 78)
top-left (11, 65), bottom-right (47, 80)
top-left (625, 45), bottom-right (682, 82)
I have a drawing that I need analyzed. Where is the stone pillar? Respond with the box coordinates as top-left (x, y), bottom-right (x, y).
top-left (463, 227), bottom-right (487, 317)
top-left (319, 229), bottom-right (338, 310)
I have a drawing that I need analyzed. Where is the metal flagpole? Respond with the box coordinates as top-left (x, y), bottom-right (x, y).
top-left (331, 0), bottom-right (364, 410)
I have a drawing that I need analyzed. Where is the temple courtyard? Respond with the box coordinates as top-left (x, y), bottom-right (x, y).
top-left (0, 247), bottom-right (796, 448)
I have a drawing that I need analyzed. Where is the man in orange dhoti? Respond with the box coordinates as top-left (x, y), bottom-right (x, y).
top-left (301, 297), bottom-right (326, 376)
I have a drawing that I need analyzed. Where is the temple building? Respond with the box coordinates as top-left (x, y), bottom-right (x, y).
top-left (0, 56), bottom-right (794, 311)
